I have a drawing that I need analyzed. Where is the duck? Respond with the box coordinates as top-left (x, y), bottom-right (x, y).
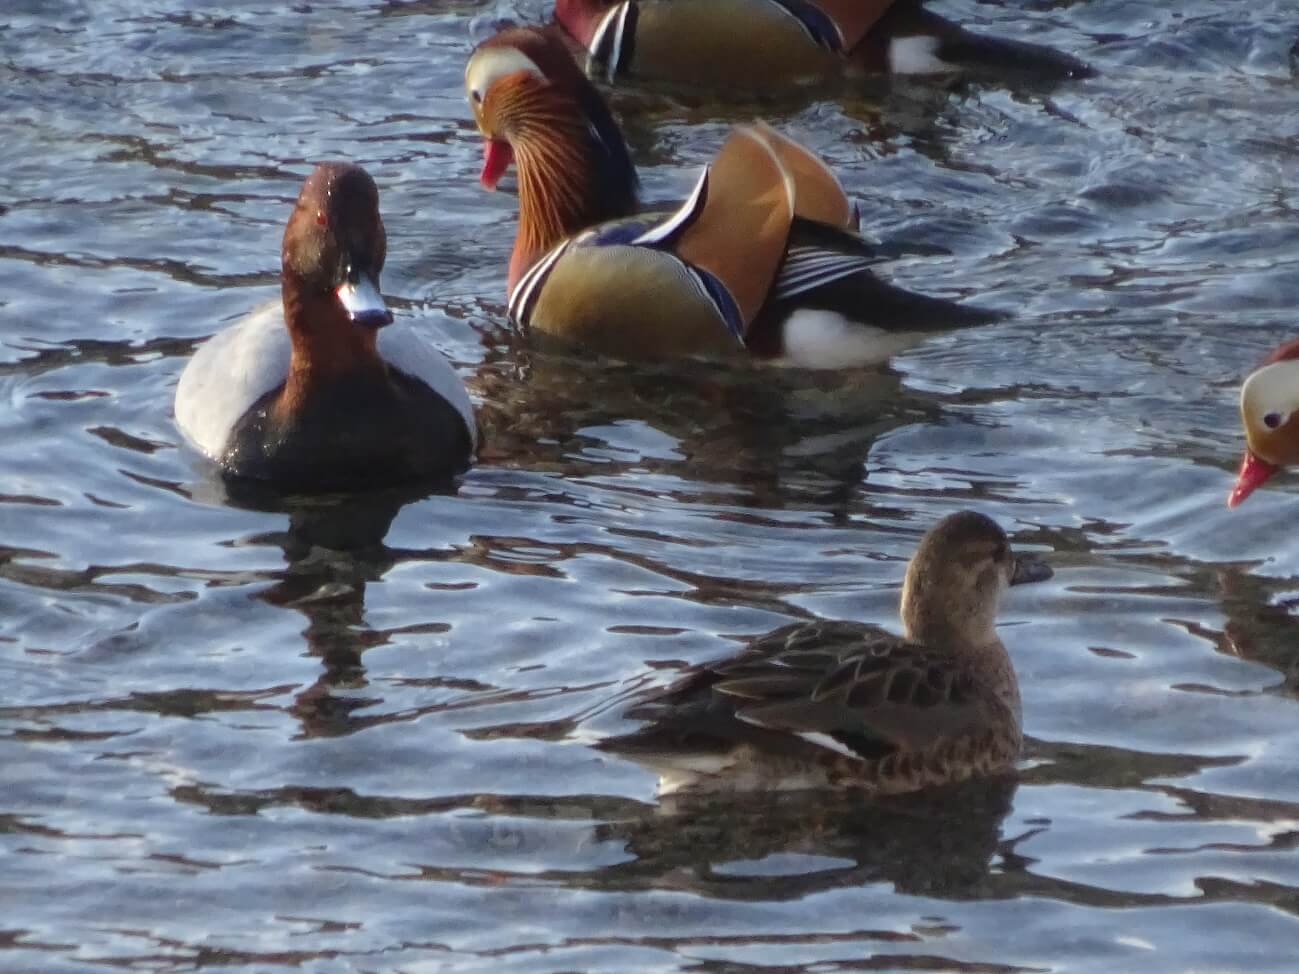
top-left (554, 0), bottom-right (1094, 92)
top-left (465, 26), bottom-right (999, 367)
top-left (1228, 337), bottom-right (1299, 507)
top-left (596, 510), bottom-right (1053, 795)
top-left (174, 162), bottom-right (477, 491)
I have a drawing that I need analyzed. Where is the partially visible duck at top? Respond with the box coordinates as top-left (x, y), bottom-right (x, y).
top-left (1229, 337), bottom-right (1299, 508)
top-left (175, 163), bottom-right (476, 492)
top-left (554, 0), bottom-right (1095, 92)
top-left (596, 511), bottom-right (1053, 796)
top-left (465, 26), bottom-right (999, 367)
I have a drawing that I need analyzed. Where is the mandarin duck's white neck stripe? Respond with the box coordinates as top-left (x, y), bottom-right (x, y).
top-left (632, 166), bottom-right (710, 247)
top-left (508, 239), bottom-right (571, 325)
top-left (588, 1), bottom-right (633, 83)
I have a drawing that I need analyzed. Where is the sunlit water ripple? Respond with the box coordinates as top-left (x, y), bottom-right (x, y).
top-left (4, 1), bottom-right (1299, 971)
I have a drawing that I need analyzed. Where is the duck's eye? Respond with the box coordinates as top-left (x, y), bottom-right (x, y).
top-left (1264, 411), bottom-right (1285, 429)
top-left (471, 88), bottom-right (483, 104)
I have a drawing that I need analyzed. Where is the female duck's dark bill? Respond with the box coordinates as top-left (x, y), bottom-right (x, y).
top-left (1011, 554), bottom-right (1052, 586)
top-left (336, 273), bottom-right (393, 328)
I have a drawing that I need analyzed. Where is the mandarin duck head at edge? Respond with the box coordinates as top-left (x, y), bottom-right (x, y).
top-left (1230, 338), bottom-right (1299, 507)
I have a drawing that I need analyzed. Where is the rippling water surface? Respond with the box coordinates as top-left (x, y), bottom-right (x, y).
top-left (5, 1), bottom-right (1299, 971)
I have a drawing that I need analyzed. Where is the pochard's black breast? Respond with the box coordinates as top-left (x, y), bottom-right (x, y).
top-left (222, 368), bottom-right (472, 491)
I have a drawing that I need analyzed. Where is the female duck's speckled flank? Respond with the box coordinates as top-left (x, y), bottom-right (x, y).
top-left (174, 163), bottom-right (476, 491)
top-left (1230, 337), bottom-right (1299, 507)
top-left (554, 0), bottom-right (1094, 92)
top-left (465, 26), bottom-right (999, 367)
top-left (598, 511), bottom-right (1052, 796)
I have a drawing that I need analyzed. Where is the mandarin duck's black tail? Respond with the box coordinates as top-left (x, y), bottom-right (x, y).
top-left (880, 1), bottom-right (1095, 83)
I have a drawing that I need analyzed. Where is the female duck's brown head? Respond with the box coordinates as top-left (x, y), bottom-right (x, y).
top-left (900, 511), bottom-right (1051, 653)
top-left (280, 162), bottom-right (393, 379)
top-left (1231, 338), bottom-right (1299, 507)
top-left (465, 26), bottom-right (638, 290)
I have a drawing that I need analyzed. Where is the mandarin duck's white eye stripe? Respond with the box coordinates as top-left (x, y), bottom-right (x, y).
top-left (464, 46), bottom-right (546, 102)
top-left (1242, 359), bottom-right (1299, 429)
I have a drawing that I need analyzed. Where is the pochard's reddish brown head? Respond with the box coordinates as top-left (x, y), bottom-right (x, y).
top-left (1230, 338), bottom-right (1299, 507)
top-left (282, 162), bottom-right (392, 329)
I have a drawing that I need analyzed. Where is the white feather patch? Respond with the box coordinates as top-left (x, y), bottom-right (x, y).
top-left (887, 35), bottom-right (953, 75)
top-left (778, 309), bottom-right (929, 369)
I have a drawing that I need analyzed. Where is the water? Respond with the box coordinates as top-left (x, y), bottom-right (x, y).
top-left (4, 0), bottom-right (1299, 970)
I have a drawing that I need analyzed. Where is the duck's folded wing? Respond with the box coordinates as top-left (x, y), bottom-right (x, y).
top-left (714, 629), bottom-right (1001, 758)
top-left (174, 301), bottom-right (290, 461)
top-left (614, 620), bottom-right (1006, 762)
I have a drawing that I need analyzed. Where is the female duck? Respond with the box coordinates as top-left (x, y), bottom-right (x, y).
top-left (597, 511), bottom-right (1052, 795)
top-left (555, 0), bottom-right (1094, 91)
top-left (1229, 337), bottom-right (1299, 507)
top-left (466, 26), bottom-right (998, 368)
top-left (175, 163), bottom-right (476, 491)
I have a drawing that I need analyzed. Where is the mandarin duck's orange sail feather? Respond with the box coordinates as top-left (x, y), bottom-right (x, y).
top-left (672, 128), bottom-right (794, 329)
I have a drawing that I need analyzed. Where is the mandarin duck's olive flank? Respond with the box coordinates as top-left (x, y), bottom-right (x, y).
top-left (598, 511), bottom-right (1051, 796)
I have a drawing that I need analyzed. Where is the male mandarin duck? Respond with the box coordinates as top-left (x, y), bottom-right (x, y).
top-left (465, 26), bottom-right (999, 367)
top-left (174, 162), bottom-right (476, 491)
top-left (554, 0), bottom-right (1094, 91)
top-left (1228, 337), bottom-right (1299, 507)
top-left (597, 511), bottom-right (1053, 795)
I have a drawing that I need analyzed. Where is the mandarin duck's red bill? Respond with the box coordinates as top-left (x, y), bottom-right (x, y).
top-left (1228, 451), bottom-right (1277, 508)
top-left (554, 0), bottom-right (1093, 92)
top-left (480, 140), bottom-right (513, 190)
top-left (464, 26), bottom-right (999, 366)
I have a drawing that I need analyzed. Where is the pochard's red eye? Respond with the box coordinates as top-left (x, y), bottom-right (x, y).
top-left (316, 212), bottom-right (328, 227)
